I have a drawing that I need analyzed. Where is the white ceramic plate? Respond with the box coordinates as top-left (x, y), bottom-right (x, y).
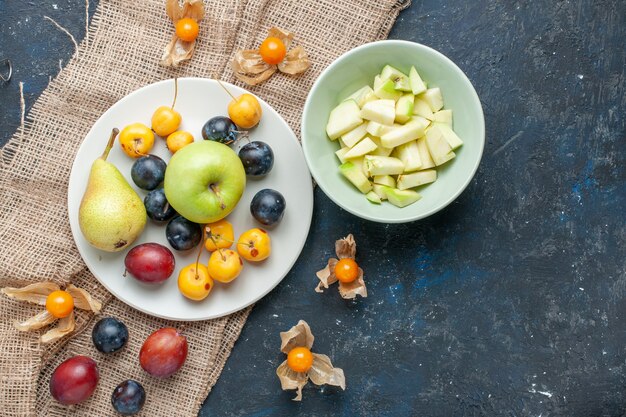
top-left (68, 78), bottom-right (313, 321)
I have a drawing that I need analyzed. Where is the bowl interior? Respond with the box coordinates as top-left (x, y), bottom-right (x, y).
top-left (302, 40), bottom-right (485, 223)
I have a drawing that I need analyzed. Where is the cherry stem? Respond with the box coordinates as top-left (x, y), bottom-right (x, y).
top-left (195, 226), bottom-right (207, 279)
top-left (206, 233), bottom-right (252, 248)
top-left (171, 77), bottom-right (178, 109)
top-left (101, 128), bottom-right (119, 160)
top-left (131, 140), bottom-right (148, 157)
top-left (217, 79), bottom-right (237, 101)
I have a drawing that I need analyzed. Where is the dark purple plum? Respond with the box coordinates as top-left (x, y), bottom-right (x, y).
top-left (238, 141), bottom-right (274, 177)
top-left (201, 116), bottom-right (239, 144)
top-left (111, 379), bottom-right (146, 415)
top-left (166, 216), bottom-right (202, 251)
top-left (250, 189), bottom-right (286, 226)
top-left (92, 317), bottom-right (128, 354)
top-left (144, 188), bottom-right (177, 222)
top-left (131, 155), bottom-right (166, 191)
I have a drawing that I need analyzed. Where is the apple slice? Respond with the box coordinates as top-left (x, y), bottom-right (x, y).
top-left (345, 85), bottom-right (375, 108)
top-left (365, 191), bottom-right (382, 204)
top-left (340, 123), bottom-right (368, 148)
top-left (395, 94), bottom-right (415, 124)
top-left (326, 99), bottom-right (363, 140)
top-left (363, 155), bottom-right (404, 176)
top-left (343, 136), bottom-right (377, 159)
top-left (372, 184), bottom-right (389, 200)
top-left (360, 100), bottom-right (395, 125)
top-left (416, 136), bottom-right (435, 169)
top-left (335, 147), bottom-right (350, 164)
top-left (380, 65), bottom-right (411, 91)
top-left (339, 161), bottom-right (372, 194)
top-left (432, 109), bottom-right (452, 126)
top-left (397, 169), bottom-right (437, 190)
top-left (380, 116), bottom-right (430, 148)
top-left (373, 75), bottom-right (383, 90)
top-left (386, 188), bottom-right (422, 208)
top-left (393, 140), bottom-right (422, 172)
top-left (425, 127), bottom-right (455, 166)
top-left (373, 175), bottom-right (396, 187)
top-left (373, 78), bottom-right (402, 101)
top-left (420, 88), bottom-right (444, 112)
top-left (413, 98), bottom-right (434, 119)
top-left (368, 136), bottom-right (393, 157)
top-left (366, 121), bottom-right (385, 137)
top-left (409, 66), bottom-right (427, 95)
top-left (432, 123), bottom-right (463, 149)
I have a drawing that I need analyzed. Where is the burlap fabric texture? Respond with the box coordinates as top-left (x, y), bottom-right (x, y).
top-left (0, 0), bottom-right (409, 415)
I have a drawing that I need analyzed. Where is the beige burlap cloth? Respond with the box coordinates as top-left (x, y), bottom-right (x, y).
top-left (0, 0), bottom-right (408, 415)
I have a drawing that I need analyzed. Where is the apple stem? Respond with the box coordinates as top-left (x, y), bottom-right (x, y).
top-left (171, 77), bottom-right (178, 109)
top-left (217, 79), bottom-right (237, 101)
top-left (101, 128), bottom-right (119, 160)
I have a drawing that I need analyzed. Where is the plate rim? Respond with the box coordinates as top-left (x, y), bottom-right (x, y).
top-left (67, 77), bottom-right (313, 321)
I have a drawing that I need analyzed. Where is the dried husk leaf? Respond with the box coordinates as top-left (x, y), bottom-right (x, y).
top-left (309, 353), bottom-right (346, 390)
top-left (335, 234), bottom-right (356, 259)
top-left (267, 27), bottom-right (294, 50)
top-left (276, 360), bottom-right (308, 401)
top-left (1, 282), bottom-right (59, 305)
top-left (41, 311), bottom-right (75, 344)
top-left (315, 258), bottom-right (338, 293)
top-left (232, 50), bottom-right (277, 85)
top-left (338, 268), bottom-right (367, 299)
top-left (14, 310), bottom-right (56, 331)
top-left (277, 46), bottom-right (310, 75)
top-left (66, 284), bottom-right (102, 313)
top-left (161, 0), bottom-right (204, 67)
top-left (280, 320), bottom-right (314, 353)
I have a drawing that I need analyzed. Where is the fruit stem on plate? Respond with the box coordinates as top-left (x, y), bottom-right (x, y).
top-left (216, 79), bottom-right (237, 101)
top-left (101, 128), bottom-right (119, 160)
top-left (171, 78), bottom-right (178, 109)
top-left (194, 226), bottom-right (207, 279)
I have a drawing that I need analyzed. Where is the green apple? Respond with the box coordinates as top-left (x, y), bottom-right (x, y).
top-left (420, 87), bottom-right (444, 112)
top-left (372, 184), bottom-right (389, 200)
top-left (380, 116), bottom-right (430, 148)
top-left (343, 136), bottom-right (378, 159)
top-left (365, 191), bottom-right (382, 204)
top-left (369, 136), bottom-right (394, 157)
top-left (393, 140), bottom-right (423, 172)
top-left (339, 161), bottom-right (372, 194)
top-left (380, 65), bottom-right (411, 91)
top-left (416, 136), bottom-right (435, 169)
top-left (164, 141), bottom-right (246, 223)
top-left (432, 109), bottom-right (453, 126)
top-left (360, 99), bottom-right (396, 125)
top-left (425, 127), bottom-right (455, 166)
top-left (409, 66), bottom-right (427, 95)
top-left (345, 85), bottom-right (376, 108)
top-left (340, 123), bottom-right (368, 148)
top-left (363, 155), bottom-right (405, 176)
top-left (432, 123), bottom-right (463, 149)
top-left (397, 169), bottom-right (437, 190)
top-left (326, 99), bottom-right (362, 140)
top-left (335, 147), bottom-right (350, 164)
top-left (373, 175), bottom-right (396, 187)
top-left (385, 188), bottom-right (422, 208)
top-left (412, 98), bottom-right (434, 119)
top-left (395, 94), bottom-right (415, 124)
top-left (373, 78), bottom-right (402, 101)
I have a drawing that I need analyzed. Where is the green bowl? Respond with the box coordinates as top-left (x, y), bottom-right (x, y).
top-left (301, 40), bottom-right (485, 223)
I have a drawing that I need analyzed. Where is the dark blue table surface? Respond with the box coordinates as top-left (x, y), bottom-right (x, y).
top-left (1, 1), bottom-right (625, 416)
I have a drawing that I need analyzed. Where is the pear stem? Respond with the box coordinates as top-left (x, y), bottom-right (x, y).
top-left (101, 128), bottom-right (119, 160)
top-left (171, 78), bottom-right (178, 109)
top-left (217, 79), bottom-right (237, 101)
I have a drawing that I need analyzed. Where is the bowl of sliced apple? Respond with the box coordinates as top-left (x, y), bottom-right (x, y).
top-left (301, 40), bottom-right (485, 223)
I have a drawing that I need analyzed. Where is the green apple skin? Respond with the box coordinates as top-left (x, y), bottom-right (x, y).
top-left (164, 141), bottom-right (246, 224)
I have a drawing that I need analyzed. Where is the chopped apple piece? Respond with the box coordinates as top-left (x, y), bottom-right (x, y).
top-left (425, 127), bottom-right (455, 166)
top-left (364, 155), bottom-right (404, 176)
top-left (365, 191), bottom-right (382, 204)
top-left (340, 123), bottom-right (368, 148)
top-left (416, 137), bottom-right (435, 169)
top-left (372, 184), bottom-right (389, 200)
top-left (409, 66), bottom-right (427, 95)
top-left (326, 99), bottom-right (363, 140)
top-left (413, 98), bottom-right (434, 119)
top-left (373, 175), bottom-right (396, 188)
top-left (386, 188), bottom-right (422, 208)
top-left (393, 140), bottom-right (422, 172)
top-left (395, 94), bottom-right (415, 124)
top-left (360, 100), bottom-right (395, 125)
top-left (366, 121), bottom-right (386, 137)
top-left (373, 75), bottom-right (383, 90)
top-left (343, 137), bottom-right (377, 159)
top-left (373, 78), bottom-right (402, 101)
top-left (369, 136), bottom-right (393, 157)
top-left (397, 169), bottom-right (437, 190)
top-left (380, 116), bottom-right (430, 148)
top-left (339, 161), bottom-right (372, 194)
top-left (345, 85), bottom-right (375, 108)
top-left (380, 65), bottom-right (411, 91)
top-left (335, 147), bottom-right (350, 164)
top-left (432, 123), bottom-right (463, 150)
top-left (432, 109), bottom-right (452, 126)
top-left (420, 88), bottom-right (444, 112)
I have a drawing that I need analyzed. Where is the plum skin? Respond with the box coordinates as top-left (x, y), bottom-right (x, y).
top-left (250, 189), bottom-right (286, 226)
top-left (111, 379), bottom-right (146, 415)
top-left (124, 243), bottom-right (175, 283)
top-left (92, 317), bottom-right (129, 354)
top-left (50, 356), bottom-right (99, 405)
top-left (140, 328), bottom-right (188, 378)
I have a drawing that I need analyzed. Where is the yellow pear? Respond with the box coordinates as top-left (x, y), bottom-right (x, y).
top-left (79, 128), bottom-right (147, 252)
